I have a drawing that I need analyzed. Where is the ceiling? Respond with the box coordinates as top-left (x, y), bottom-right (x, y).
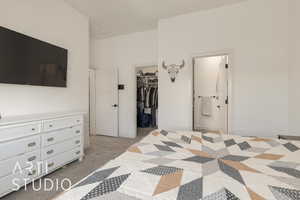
top-left (64, 0), bottom-right (246, 39)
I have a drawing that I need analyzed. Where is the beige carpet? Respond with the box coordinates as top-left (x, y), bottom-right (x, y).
top-left (2, 128), bottom-right (152, 200)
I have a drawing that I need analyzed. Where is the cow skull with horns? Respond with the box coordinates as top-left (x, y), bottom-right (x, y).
top-left (162, 60), bottom-right (185, 82)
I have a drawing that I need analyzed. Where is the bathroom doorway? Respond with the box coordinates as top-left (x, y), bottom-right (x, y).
top-left (193, 55), bottom-right (230, 134)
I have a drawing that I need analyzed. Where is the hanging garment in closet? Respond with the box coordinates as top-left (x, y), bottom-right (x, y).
top-left (145, 88), bottom-right (151, 108)
top-left (137, 87), bottom-right (145, 102)
top-left (151, 108), bottom-right (156, 127)
top-left (149, 88), bottom-right (156, 108)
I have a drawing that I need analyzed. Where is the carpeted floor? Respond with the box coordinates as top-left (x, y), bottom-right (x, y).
top-left (2, 128), bottom-right (153, 200)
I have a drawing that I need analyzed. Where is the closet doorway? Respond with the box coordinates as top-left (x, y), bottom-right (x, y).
top-left (193, 54), bottom-right (230, 134)
top-left (136, 65), bottom-right (158, 137)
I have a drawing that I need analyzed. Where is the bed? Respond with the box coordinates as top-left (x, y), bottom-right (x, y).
top-left (55, 130), bottom-right (300, 200)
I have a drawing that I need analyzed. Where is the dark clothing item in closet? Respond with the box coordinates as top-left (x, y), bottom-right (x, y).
top-left (137, 87), bottom-right (145, 102)
top-left (149, 87), bottom-right (158, 109)
top-left (151, 108), bottom-right (156, 127)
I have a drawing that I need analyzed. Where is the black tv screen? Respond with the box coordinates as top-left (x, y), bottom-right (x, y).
top-left (0, 26), bottom-right (68, 87)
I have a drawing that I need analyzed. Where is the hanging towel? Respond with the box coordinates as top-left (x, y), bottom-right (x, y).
top-left (201, 97), bottom-right (212, 117)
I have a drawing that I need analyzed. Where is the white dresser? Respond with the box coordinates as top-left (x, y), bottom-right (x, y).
top-left (0, 112), bottom-right (85, 197)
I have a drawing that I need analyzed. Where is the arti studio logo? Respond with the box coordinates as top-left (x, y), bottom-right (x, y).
top-left (12, 161), bottom-right (72, 192)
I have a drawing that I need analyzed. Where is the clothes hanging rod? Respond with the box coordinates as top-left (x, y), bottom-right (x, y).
top-left (137, 77), bottom-right (157, 79)
top-left (138, 85), bottom-right (158, 87)
top-left (138, 83), bottom-right (157, 86)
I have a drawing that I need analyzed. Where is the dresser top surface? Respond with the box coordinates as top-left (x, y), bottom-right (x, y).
top-left (0, 111), bottom-right (86, 126)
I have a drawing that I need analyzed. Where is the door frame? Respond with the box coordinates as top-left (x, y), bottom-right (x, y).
top-left (191, 50), bottom-right (233, 134)
top-left (89, 67), bottom-right (97, 136)
top-left (134, 62), bottom-right (158, 138)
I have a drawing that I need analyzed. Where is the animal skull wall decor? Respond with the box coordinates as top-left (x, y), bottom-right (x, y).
top-left (162, 60), bottom-right (185, 82)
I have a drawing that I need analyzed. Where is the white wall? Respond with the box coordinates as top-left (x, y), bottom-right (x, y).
top-left (91, 30), bottom-right (158, 138)
top-left (0, 0), bottom-right (90, 147)
top-left (158, 0), bottom-right (289, 137)
top-left (288, 0), bottom-right (300, 136)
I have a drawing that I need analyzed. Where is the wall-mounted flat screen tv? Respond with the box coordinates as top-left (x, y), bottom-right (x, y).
top-left (0, 26), bottom-right (68, 87)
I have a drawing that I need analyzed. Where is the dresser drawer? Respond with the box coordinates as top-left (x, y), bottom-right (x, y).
top-left (0, 135), bottom-right (40, 161)
top-left (43, 116), bottom-right (83, 132)
top-left (0, 122), bottom-right (41, 143)
top-left (41, 136), bottom-right (81, 160)
top-left (42, 125), bottom-right (82, 147)
top-left (42, 147), bottom-right (81, 174)
top-left (0, 163), bottom-right (39, 197)
top-left (0, 150), bottom-right (40, 179)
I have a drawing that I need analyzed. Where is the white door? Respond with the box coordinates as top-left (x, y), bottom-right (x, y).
top-left (95, 67), bottom-right (119, 137)
top-left (217, 56), bottom-right (228, 134)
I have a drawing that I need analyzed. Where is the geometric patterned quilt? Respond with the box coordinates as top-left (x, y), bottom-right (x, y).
top-left (55, 130), bottom-right (300, 200)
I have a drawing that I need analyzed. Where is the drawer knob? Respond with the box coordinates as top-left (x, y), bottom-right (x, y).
top-left (28, 142), bottom-right (36, 147)
top-left (28, 170), bottom-right (37, 176)
top-left (32, 128), bottom-right (36, 131)
top-left (28, 156), bottom-right (37, 162)
top-left (76, 120), bottom-right (80, 123)
top-left (47, 137), bottom-right (54, 142)
top-left (49, 124), bottom-right (53, 128)
top-left (47, 150), bottom-right (54, 155)
top-left (76, 151), bottom-right (81, 155)
top-left (48, 162), bottom-right (54, 168)
top-left (75, 140), bottom-right (80, 144)
top-left (76, 130), bottom-right (80, 134)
